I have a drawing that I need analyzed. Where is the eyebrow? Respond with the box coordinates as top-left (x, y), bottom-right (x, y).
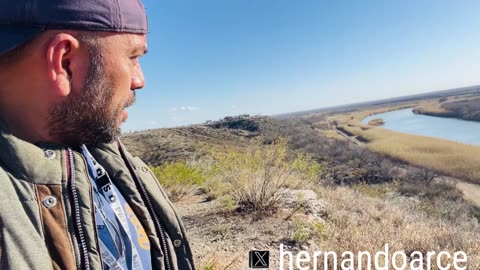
top-left (131, 46), bottom-right (148, 55)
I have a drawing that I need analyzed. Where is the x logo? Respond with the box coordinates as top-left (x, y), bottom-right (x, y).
top-left (249, 250), bottom-right (270, 269)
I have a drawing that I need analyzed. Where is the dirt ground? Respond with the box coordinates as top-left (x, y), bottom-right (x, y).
top-left (436, 176), bottom-right (480, 208)
top-left (175, 191), bottom-right (316, 270)
top-left (455, 181), bottom-right (480, 208)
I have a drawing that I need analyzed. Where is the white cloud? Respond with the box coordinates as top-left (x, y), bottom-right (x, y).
top-left (168, 106), bottom-right (199, 112)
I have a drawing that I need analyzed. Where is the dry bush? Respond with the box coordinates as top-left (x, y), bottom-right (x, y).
top-left (207, 138), bottom-right (322, 213)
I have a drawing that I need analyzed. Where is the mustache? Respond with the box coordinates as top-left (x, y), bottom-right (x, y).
top-left (124, 92), bottom-right (137, 108)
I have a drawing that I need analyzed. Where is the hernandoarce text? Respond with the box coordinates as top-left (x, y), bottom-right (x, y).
top-left (279, 244), bottom-right (468, 270)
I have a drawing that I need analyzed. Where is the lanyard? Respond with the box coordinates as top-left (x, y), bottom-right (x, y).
top-left (81, 145), bottom-right (143, 270)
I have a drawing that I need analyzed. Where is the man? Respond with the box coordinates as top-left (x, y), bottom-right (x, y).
top-left (0, 1), bottom-right (195, 269)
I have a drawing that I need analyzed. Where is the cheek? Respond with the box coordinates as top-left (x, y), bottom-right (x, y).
top-left (102, 58), bottom-right (136, 109)
top-left (104, 57), bottom-right (131, 87)
top-left (111, 66), bottom-right (131, 89)
top-left (107, 66), bottom-right (133, 99)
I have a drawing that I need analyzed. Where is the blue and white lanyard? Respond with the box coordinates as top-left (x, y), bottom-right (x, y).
top-left (81, 145), bottom-right (143, 270)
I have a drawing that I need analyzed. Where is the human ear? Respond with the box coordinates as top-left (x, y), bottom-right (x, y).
top-left (45, 33), bottom-right (80, 97)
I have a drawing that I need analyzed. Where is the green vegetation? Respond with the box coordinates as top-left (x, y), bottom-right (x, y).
top-left (292, 219), bottom-right (325, 246)
top-left (151, 161), bottom-right (206, 202)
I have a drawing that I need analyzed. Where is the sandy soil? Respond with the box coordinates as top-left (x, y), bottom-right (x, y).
top-left (436, 176), bottom-right (480, 208)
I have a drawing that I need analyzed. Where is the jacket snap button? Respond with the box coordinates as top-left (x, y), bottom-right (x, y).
top-left (173, 239), bottom-right (182, 247)
top-left (142, 166), bottom-right (149, 172)
top-left (42, 196), bottom-right (57, 208)
top-left (44, 150), bottom-right (56, 159)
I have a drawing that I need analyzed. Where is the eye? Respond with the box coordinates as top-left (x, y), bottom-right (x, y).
top-left (129, 55), bottom-right (142, 66)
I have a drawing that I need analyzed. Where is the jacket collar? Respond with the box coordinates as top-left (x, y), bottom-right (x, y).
top-left (0, 120), bottom-right (66, 184)
top-left (0, 119), bottom-right (127, 184)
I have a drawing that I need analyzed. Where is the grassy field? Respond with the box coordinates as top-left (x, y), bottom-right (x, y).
top-left (348, 126), bottom-right (480, 184)
top-left (326, 101), bottom-right (480, 185)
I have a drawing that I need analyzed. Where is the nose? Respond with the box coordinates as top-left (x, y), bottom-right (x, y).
top-left (131, 65), bottom-right (145, 90)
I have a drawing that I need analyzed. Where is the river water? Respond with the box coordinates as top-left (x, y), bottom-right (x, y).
top-left (361, 108), bottom-right (480, 146)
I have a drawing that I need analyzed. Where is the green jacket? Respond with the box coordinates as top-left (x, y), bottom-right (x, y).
top-left (0, 121), bottom-right (195, 270)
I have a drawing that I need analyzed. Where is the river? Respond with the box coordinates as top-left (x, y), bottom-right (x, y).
top-left (361, 108), bottom-right (480, 146)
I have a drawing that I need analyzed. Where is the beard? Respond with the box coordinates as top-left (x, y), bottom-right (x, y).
top-left (48, 51), bottom-right (135, 146)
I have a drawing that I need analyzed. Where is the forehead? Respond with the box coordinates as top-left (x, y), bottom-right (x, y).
top-left (100, 33), bottom-right (147, 53)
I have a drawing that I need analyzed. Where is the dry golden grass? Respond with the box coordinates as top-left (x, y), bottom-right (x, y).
top-left (342, 125), bottom-right (480, 184)
top-left (326, 99), bottom-right (480, 185)
top-left (315, 186), bottom-right (480, 269)
top-left (318, 129), bottom-right (345, 140)
top-left (193, 184), bottom-right (480, 270)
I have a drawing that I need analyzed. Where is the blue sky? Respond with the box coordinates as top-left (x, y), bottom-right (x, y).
top-left (123, 0), bottom-right (480, 131)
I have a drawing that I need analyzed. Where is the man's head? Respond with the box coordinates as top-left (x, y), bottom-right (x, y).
top-left (0, 0), bottom-right (148, 146)
top-left (47, 31), bottom-right (147, 145)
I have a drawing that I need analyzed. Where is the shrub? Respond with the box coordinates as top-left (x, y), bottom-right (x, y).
top-left (292, 220), bottom-right (325, 246)
top-left (201, 177), bottom-right (231, 201)
top-left (438, 97), bottom-right (448, 103)
top-left (151, 161), bottom-right (206, 202)
top-left (398, 181), bottom-right (462, 201)
top-left (209, 138), bottom-right (322, 213)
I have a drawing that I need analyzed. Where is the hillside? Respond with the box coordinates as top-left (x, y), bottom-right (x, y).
top-left (122, 114), bottom-right (330, 166)
top-left (122, 115), bottom-right (282, 166)
top-left (121, 115), bottom-right (480, 269)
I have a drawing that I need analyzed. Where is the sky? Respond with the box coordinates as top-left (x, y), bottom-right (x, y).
top-left (123, 0), bottom-right (480, 131)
